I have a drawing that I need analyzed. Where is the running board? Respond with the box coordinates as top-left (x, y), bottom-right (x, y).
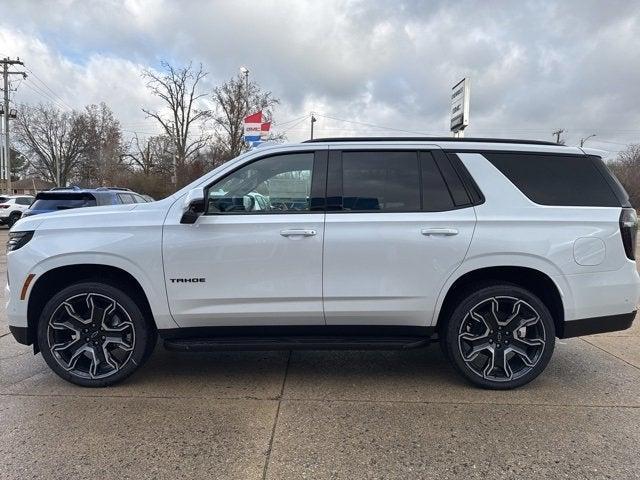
top-left (163, 336), bottom-right (432, 352)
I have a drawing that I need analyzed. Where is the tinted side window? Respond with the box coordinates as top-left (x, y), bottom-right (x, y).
top-left (16, 197), bottom-right (32, 205)
top-left (484, 153), bottom-right (620, 207)
top-left (342, 151), bottom-right (420, 212)
top-left (31, 193), bottom-right (97, 209)
top-left (590, 155), bottom-right (631, 207)
top-left (118, 193), bottom-right (135, 204)
top-left (420, 152), bottom-right (455, 211)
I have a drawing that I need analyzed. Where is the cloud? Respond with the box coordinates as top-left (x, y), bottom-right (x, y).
top-left (0, 0), bottom-right (639, 153)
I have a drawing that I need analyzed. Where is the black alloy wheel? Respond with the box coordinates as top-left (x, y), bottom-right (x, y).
top-left (444, 284), bottom-right (555, 389)
top-left (38, 282), bottom-right (155, 387)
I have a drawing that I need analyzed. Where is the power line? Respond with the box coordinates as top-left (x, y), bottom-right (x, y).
top-left (590, 139), bottom-right (632, 147)
top-left (24, 66), bottom-right (74, 111)
top-left (314, 112), bottom-right (439, 136)
top-left (273, 114), bottom-right (309, 127)
top-left (20, 81), bottom-right (72, 111)
top-left (274, 116), bottom-right (309, 136)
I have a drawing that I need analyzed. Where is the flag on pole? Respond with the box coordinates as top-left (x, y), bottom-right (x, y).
top-left (244, 111), bottom-right (271, 145)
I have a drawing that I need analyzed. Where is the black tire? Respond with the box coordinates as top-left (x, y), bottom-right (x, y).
top-left (443, 283), bottom-right (555, 389)
top-left (37, 282), bottom-right (154, 387)
top-left (7, 212), bottom-right (21, 228)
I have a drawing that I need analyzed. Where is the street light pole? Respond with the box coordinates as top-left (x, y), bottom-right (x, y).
top-left (580, 134), bottom-right (596, 147)
top-left (240, 66), bottom-right (249, 114)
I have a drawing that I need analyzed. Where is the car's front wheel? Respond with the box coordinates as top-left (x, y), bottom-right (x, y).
top-left (443, 283), bottom-right (555, 389)
top-left (37, 282), bottom-right (155, 387)
top-left (7, 212), bottom-right (21, 228)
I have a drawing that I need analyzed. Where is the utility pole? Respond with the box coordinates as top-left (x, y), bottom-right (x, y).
top-left (580, 134), bottom-right (596, 147)
top-left (552, 128), bottom-right (565, 145)
top-left (1, 57), bottom-right (27, 195)
top-left (310, 114), bottom-right (317, 140)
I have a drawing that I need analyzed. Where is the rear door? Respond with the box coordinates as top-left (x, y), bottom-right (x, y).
top-left (323, 146), bottom-right (477, 326)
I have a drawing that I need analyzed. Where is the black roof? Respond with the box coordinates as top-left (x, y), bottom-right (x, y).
top-left (303, 137), bottom-right (562, 146)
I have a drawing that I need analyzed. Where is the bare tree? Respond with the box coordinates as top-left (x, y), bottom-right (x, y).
top-left (141, 61), bottom-right (211, 187)
top-left (76, 102), bottom-right (124, 186)
top-left (14, 103), bottom-right (85, 186)
top-left (8, 147), bottom-right (28, 180)
top-left (609, 144), bottom-right (640, 207)
top-left (123, 134), bottom-right (174, 176)
top-left (212, 73), bottom-right (280, 159)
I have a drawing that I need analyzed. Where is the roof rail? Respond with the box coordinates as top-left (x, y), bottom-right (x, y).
top-left (302, 136), bottom-right (563, 146)
top-left (95, 187), bottom-right (132, 191)
top-left (50, 185), bottom-right (82, 191)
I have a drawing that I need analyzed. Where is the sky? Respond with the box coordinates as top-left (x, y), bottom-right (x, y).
top-left (0, 0), bottom-right (639, 156)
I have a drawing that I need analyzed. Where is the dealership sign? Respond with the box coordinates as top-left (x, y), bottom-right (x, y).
top-left (450, 78), bottom-right (470, 133)
top-left (244, 111), bottom-right (271, 146)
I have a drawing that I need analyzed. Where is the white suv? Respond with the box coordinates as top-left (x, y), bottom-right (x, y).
top-left (0, 195), bottom-right (34, 227)
top-left (6, 138), bottom-right (639, 389)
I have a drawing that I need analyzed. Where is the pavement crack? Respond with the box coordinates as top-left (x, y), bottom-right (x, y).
top-left (580, 337), bottom-right (640, 372)
top-left (279, 397), bottom-right (640, 409)
top-left (262, 349), bottom-right (291, 480)
top-left (1, 391), bottom-right (638, 409)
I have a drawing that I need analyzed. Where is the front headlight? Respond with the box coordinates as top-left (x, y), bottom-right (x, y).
top-left (7, 231), bottom-right (34, 252)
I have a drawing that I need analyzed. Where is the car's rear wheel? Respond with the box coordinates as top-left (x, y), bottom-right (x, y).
top-left (37, 282), bottom-right (155, 387)
top-left (443, 283), bottom-right (555, 389)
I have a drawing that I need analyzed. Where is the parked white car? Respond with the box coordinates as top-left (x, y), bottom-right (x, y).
top-left (0, 195), bottom-right (34, 227)
top-left (6, 138), bottom-right (640, 389)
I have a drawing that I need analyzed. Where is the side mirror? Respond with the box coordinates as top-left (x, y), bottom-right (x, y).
top-left (180, 188), bottom-right (205, 224)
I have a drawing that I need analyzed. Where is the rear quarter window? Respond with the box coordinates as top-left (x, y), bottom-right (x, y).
top-left (483, 152), bottom-right (621, 207)
top-left (118, 193), bottom-right (136, 204)
top-left (31, 193), bottom-right (97, 210)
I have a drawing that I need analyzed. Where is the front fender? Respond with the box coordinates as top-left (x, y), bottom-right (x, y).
top-left (9, 214), bottom-right (178, 331)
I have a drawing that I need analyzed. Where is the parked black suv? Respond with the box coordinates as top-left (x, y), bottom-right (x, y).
top-left (21, 187), bottom-right (152, 219)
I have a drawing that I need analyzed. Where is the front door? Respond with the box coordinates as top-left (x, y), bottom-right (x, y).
top-left (163, 150), bottom-right (327, 327)
top-left (322, 147), bottom-right (476, 326)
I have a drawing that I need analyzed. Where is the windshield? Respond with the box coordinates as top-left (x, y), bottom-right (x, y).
top-left (31, 193), bottom-right (97, 210)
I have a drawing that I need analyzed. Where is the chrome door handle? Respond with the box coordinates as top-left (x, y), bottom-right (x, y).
top-left (280, 229), bottom-right (317, 237)
top-left (421, 228), bottom-right (459, 236)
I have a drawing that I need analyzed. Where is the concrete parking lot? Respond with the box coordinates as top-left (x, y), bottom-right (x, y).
top-left (0, 228), bottom-right (639, 479)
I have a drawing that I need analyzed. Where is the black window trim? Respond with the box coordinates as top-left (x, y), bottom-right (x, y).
top-left (203, 149), bottom-right (328, 216)
top-left (326, 148), bottom-right (482, 214)
top-left (443, 152), bottom-right (485, 206)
